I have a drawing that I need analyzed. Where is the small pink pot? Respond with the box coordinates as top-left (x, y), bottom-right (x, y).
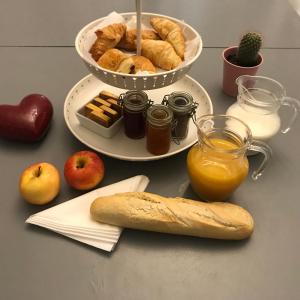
top-left (222, 46), bottom-right (263, 97)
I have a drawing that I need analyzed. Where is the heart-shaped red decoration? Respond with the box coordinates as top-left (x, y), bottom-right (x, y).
top-left (0, 94), bottom-right (53, 142)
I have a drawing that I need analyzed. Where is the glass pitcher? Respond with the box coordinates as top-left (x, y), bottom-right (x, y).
top-left (187, 114), bottom-right (272, 202)
top-left (226, 75), bottom-right (300, 141)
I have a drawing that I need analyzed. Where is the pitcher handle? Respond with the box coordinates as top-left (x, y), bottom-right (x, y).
top-left (281, 97), bottom-right (300, 134)
top-left (248, 140), bottom-right (272, 180)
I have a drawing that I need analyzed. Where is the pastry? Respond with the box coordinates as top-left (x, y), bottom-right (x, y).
top-left (89, 23), bottom-right (126, 61)
top-left (141, 40), bottom-right (182, 70)
top-left (90, 192), bottom-right (254, 240)
top-left (99, 105), bottom-right (119, 120)
top-left (117, 28), bottom-right (160, 51)
top-left (115, 56), bottom-right (135, 74)
top-left (96, 50), bottom-right (155, 74)
top-left (92, 97), bottom-right (112, 107)
top-left (117, 55), bottom-right (156, 74)
top-left (85, 103), bottom-right (104, 115)
top-left (106, 99), bottom-right (122, 113)
top-left (99, 90), bottom-right (119, 100)
top-left (88, 110), bottom-right (112, 128)
top-left (81, 90), bottom-right (122, 128)
top-left (97, 48), bottom-right (128, 71)
top-left (131, 55), bottom-right (156, 73)
top-left (97, 92), bottom-right (122, 113)
top-left (150, 17), bottom-right (185, 59)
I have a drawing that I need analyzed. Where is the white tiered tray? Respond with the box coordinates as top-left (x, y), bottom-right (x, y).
top-left (64, 74), bottom-right (213, 161)
top-left (75, 12), bottom-right (202, 90)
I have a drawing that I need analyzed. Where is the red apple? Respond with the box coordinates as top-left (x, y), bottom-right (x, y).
top-left (64, 151), bottom-right (105, 190)
top-left (0, 94), bottom-right (53, 142)
top-left (19, 162), bottom-right (60, 205)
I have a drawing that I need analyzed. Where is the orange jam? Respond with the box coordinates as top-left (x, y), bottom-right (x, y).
top-left (187, 138), bottom-right (249, 201)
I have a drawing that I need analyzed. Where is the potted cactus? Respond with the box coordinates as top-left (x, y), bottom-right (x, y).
top-left (222, 32), bottom-right (263, 97)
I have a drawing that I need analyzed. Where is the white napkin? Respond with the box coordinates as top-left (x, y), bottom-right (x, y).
top-left (26, 175), bottom-right (149, 252)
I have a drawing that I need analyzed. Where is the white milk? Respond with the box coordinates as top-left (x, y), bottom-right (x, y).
top-left (226, 102), bottom-right (281, 141)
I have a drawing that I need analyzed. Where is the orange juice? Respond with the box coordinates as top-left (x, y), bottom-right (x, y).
top-left (187, 138), bottom-right (249, 201)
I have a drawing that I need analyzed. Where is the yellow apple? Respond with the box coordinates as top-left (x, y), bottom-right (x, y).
top-left (19, 162), bottom-right (60, 205)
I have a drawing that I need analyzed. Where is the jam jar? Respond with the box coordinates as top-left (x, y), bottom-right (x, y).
top-left (119, 90), bottom-right (152, 139)
top-left (146, 105), bottom-right (173, 155)
top-left (162, 92), bottom-right (198, 140)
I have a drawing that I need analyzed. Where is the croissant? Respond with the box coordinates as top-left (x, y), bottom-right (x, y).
top-left (97, 48), bottom-right (128, 71)
top-left (117, 55), bottom-right (156, 74)
top-left (89, 23), bottom-right (126, 61)
top-left (117, 29), bottom-right (160, 51)
top-left (131, 56), bottom-right (156, 73)
top-left (141, 40), bottom-right (182, 70)
top-left (150, 17), bottom-right (185, 59)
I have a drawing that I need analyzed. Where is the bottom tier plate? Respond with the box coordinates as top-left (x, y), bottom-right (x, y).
top-left (64, 74), bottom-right (213, 161)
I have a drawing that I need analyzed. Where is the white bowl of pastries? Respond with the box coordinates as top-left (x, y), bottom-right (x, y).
top-left (75, 12), bottom-right (202, 90)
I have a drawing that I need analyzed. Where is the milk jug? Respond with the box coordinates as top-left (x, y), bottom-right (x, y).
top-left (226, 75), bottom-right (300, 141)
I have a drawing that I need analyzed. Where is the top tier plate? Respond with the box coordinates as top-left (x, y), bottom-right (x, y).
top-left (75, 12), bottom-right (202, 90)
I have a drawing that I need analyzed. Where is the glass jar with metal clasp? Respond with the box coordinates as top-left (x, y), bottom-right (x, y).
top-left (146, 104), bottom-right (173, 155)
top-left (118, 90), bottom-right (153, 139)
top-left (162, 92), bottom-right (198, 141)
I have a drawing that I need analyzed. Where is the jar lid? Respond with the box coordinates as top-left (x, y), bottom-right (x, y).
top-left (121, 90), bottom-right (149, 112)
top-left (147, 104), bottom-right (173, 126)
top-left (165, 92), bottom-right (194, 113)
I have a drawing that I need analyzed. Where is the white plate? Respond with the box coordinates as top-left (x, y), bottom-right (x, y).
top-left (64, 74), bottom-right (213, 161)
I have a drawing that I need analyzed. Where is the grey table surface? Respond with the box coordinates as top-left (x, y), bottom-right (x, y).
top-left (1, 0), bottom-right (300, 48)
top-left (0, 1), bottom-right (300, 300)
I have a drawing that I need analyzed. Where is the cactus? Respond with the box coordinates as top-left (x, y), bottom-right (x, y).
top-left (236, 32), bottom-right (262, 67)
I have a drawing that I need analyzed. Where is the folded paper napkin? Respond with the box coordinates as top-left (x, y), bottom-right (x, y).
top-left (26, 175), bottom-right (149, 252)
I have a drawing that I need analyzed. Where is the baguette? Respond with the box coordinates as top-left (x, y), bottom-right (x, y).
top-left (90, 192), bottom-right (254, 240)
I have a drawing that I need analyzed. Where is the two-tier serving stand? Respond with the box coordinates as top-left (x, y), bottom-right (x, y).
top-left (64, 0), bottom-right (213, 161)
